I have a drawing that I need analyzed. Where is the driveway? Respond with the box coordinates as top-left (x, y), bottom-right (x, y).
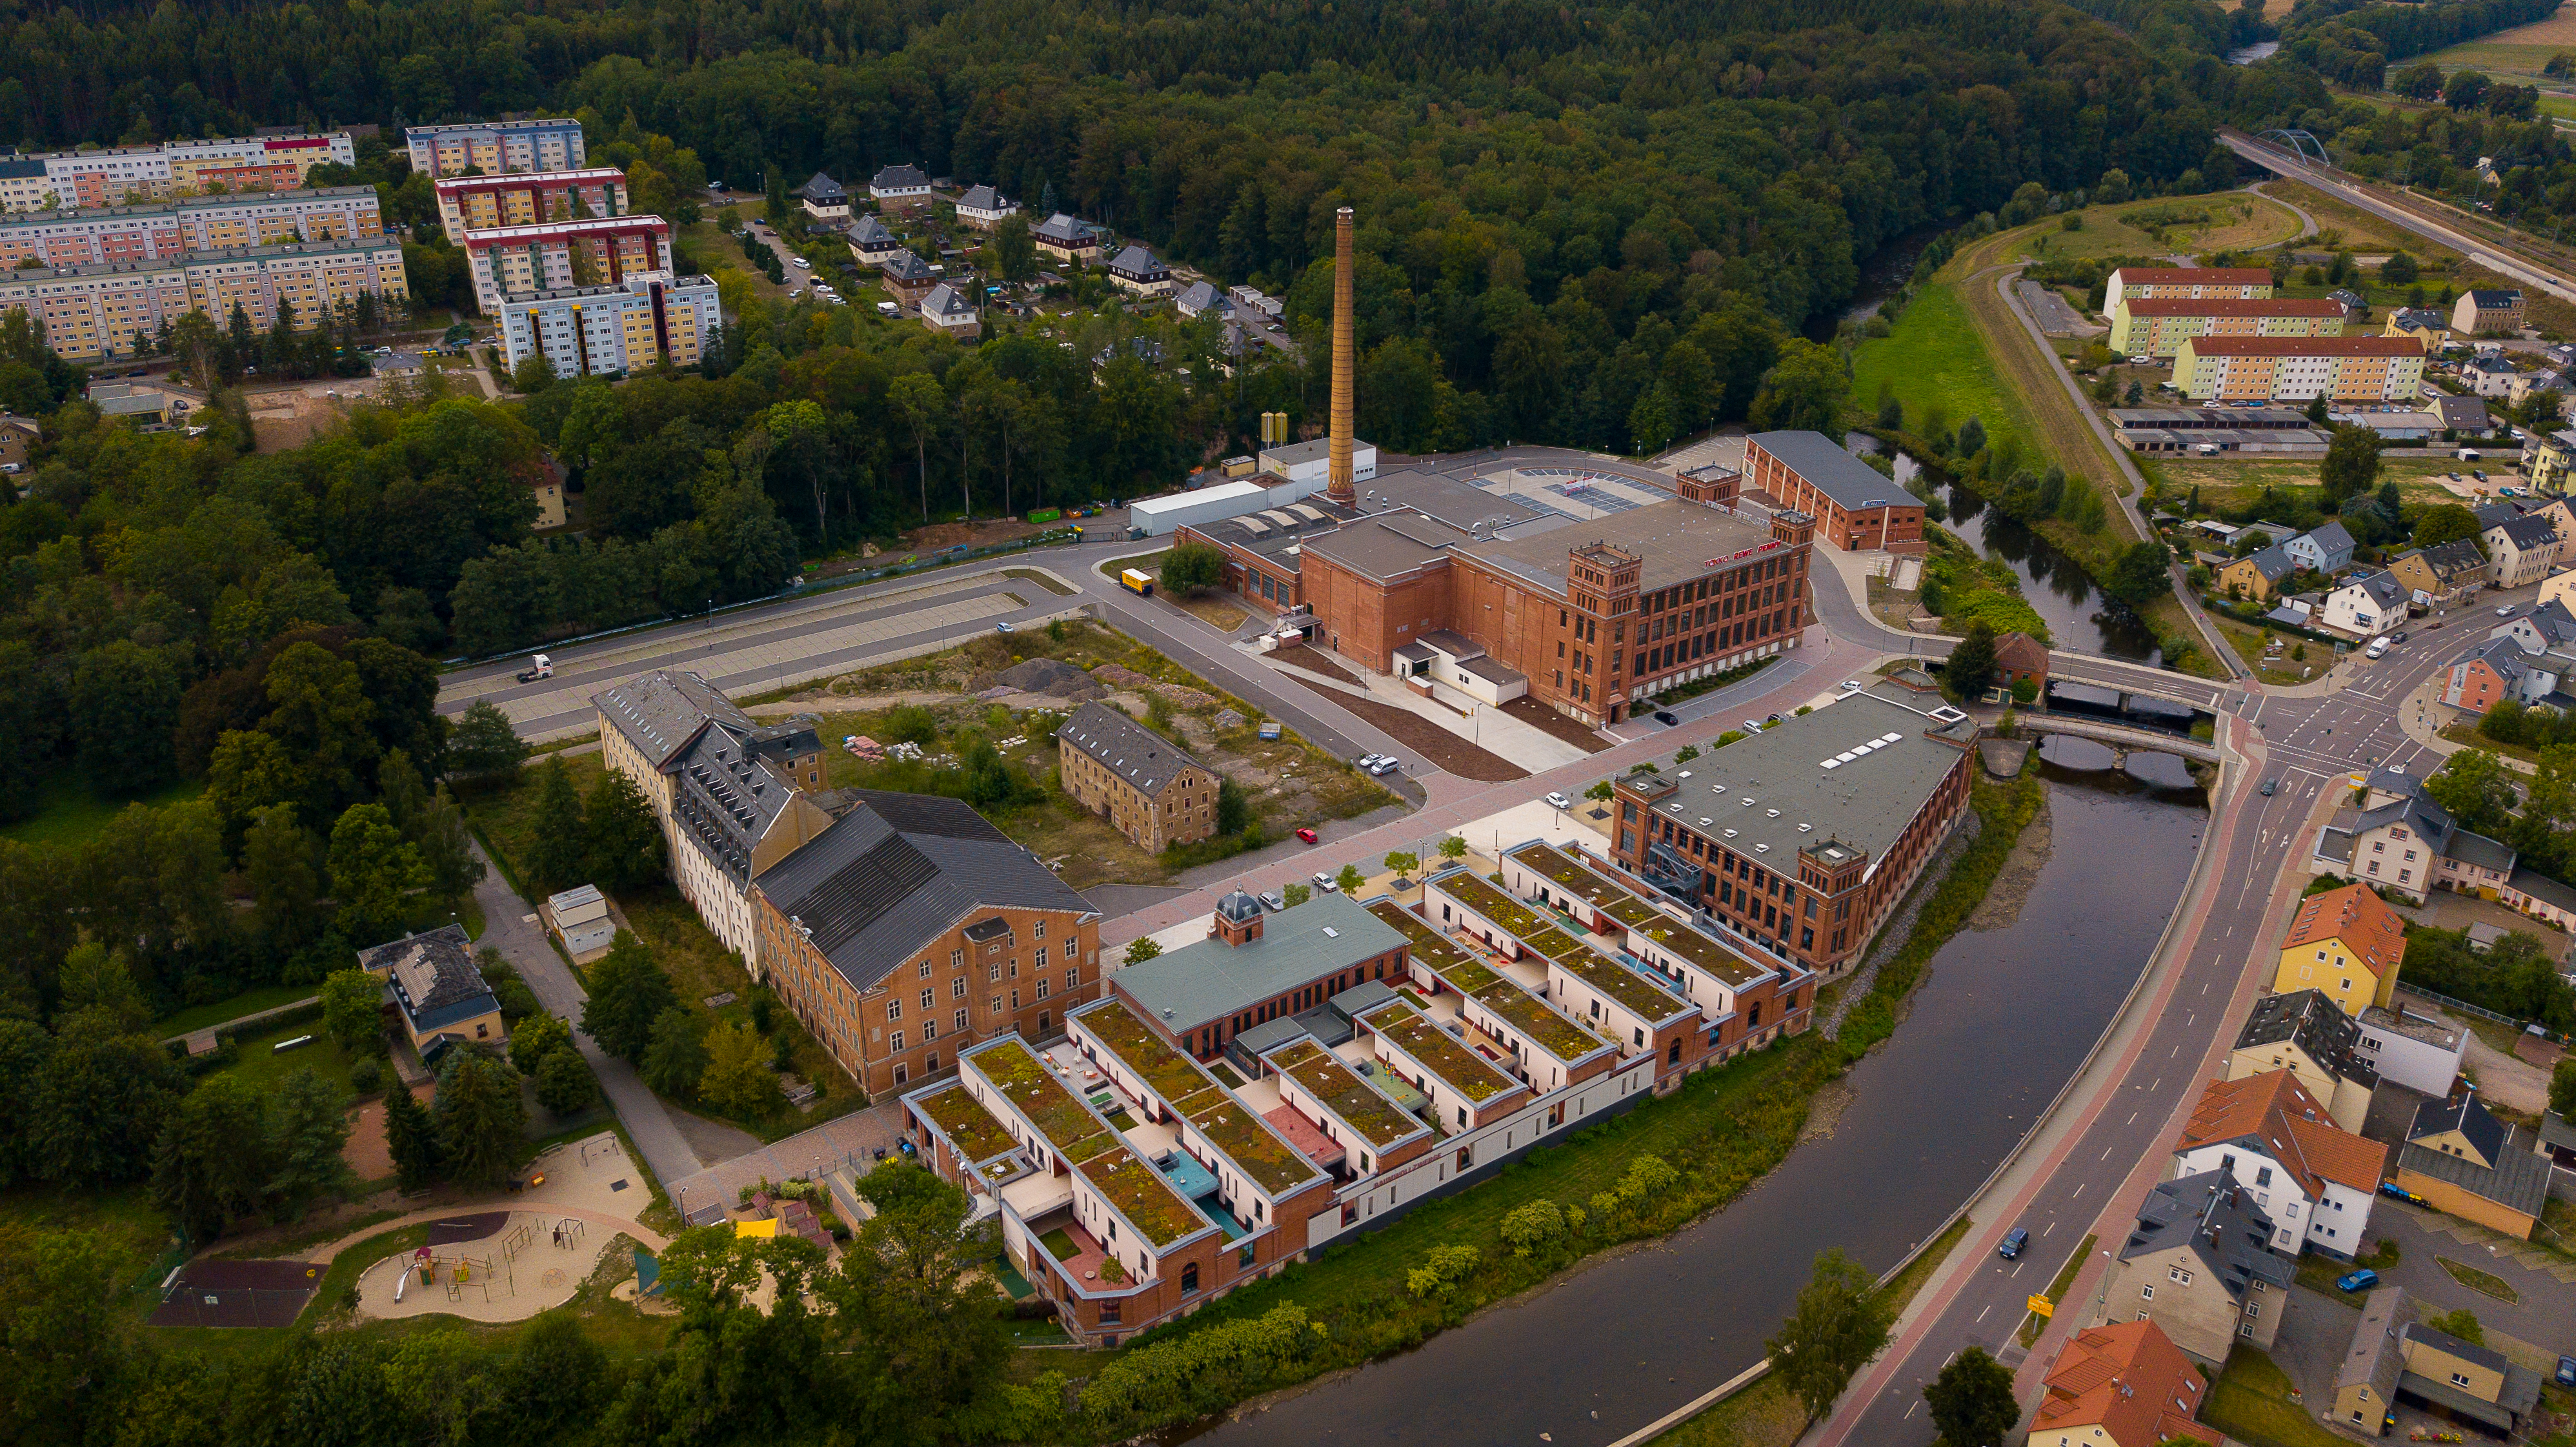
top-left (2365, 1202), bottom-right (2576, 1350)
top-left (468, 842), bottom-right (703, 1188)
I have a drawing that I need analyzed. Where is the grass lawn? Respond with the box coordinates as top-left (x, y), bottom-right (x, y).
top-left (208, 1020), bottom-right (360, 1100)
top-left (2019, 1232), bottom-right (2097, 1346)
top-left (2262, 179), bottom-right (2447, 259)
top-left (2205, 1345), bottom-right (2353, 1447)
top-left (2215, 617), bottom-right (2328, 687)
top-left (154, 983), bottom-right (316, 1040)
top-left (2012, 194), bottom-right (2304, 264)
top-left (2441, 723), bottom-right (2541, 767)
top-left (1174, 592), bottom-right (1249, 631)
top-left (1853, 281), bottom-right (2048, 487)
top-left (1, 774), bottom-right (205, 847)
top-left (2439, 1255), bottom-right (2521, 1303)
top-left (2151, 455), bottom-right (2483, 516)
top-left (2297, 1252), bottom-right (2378, 1304)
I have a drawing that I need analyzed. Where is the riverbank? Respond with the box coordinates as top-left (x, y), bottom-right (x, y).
top-left (1056, 773), bottom-right (2048, 1444)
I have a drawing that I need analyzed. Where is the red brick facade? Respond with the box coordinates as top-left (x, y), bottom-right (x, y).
top-left (1743, 436), bottom-right (1926, 553)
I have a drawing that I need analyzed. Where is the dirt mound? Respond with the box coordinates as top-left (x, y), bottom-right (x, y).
top-left (991, 657), bottom-right (1103, 700)
top-left (1094, 664), bottom-right (1216, 709)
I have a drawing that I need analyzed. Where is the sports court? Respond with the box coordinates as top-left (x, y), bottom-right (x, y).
top-left (149, 1259), bottom-right (323, 1328)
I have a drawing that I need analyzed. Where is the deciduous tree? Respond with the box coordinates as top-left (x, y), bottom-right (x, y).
top-left (1767, 1248), bottom-right (1893, 1426)
top-left (581, 932), bottom-right (674, 1062)
top-left (1924, 1345), bottom-right (2019, 1447)
top-left (641, 1006), bottom-right (710, 1096)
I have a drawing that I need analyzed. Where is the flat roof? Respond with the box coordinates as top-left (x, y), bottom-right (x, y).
top-left (1076, 998), bottom-right (1320, 1196)
top-left (1506, 843), bottom-right (1772, 989)
top-left (1265, 1037), bottom-right (1422, 1149)
top-left (1361, 997), bottom-right (1520, 1102)
top-left (1433, 867), bottom-right (1694, 1022)
top-left (1131, 480), bottom-right (1266, 518)
top-left (2183, 336), bottom-right (2422, 358)
top-left (1461, 497), bottom-right (1782, 595)
top-left (1112, 892), bottom-right (1404, 1035)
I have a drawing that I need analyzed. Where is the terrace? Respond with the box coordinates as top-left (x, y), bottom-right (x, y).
top-left (1467, 976), bottom-right (1609, 1064)
top-left (1078, 1144), bottom-right (1209, 1250)
top-left (1514, 841), bottom-right (1769, 988)
top-left (970, 1037), bottom-right (1116, 1167)
top-left (1074, 998), bottom-right (1318, 1199)
top-left (1187, 1094), bottom-right (1318, 1195)
top-left (1368, 898), bottom-right (1504, 990)
top-left (1028, 1211), bottom-right (1113, 1288)
top-left (1365, 998), bottom-right (1519, 1103)
top-left (1259, 1103), bottom-right (1344, 1171)
top-left (1268, 1038), bottom-right (1420, 1149)
top-left (1431, 867), bottom-right (1562, 944)
top-left (1356, 1058), bottom-right (1429, 1115)
top-left (1552, 942), bottom-right (1696, 1024)
top-left (1077, 998), bottom-right (1214, 1105)
top-left (918, 1083), bottom-right (1020, 1164)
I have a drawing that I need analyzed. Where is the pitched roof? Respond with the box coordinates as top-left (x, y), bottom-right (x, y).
top-left (2491, 514), bottom-right (2561, 551)
top-left (1108, 243), bottom-right (1165, 277)
top-left (795, 170), bottom-right (845, 201)
top-left (847, 214), bottom-right (899, 248)
top-left (2283, 882), bottom-right (2406, 980)
top-left (2408, 1090), bottom-right (2507, 1162)
top-left (1054, 702), bottom-right (1205, 798)
top-left (2231, 542), bottom-right (2298, 583)
top-left (356, 924), bottom-right (498, 1033)
top-left (921, 282), bottom-right (976, 322)
top-left (594, 669), bottom-right (746, 770)
top-left (2467, 289), bottom-right (2523, 307)
top-left (2175, 1068), bottom-right (2389, 1199)
top-left (2391, 307), bottom-right (2448, 330)
top-left (1747, 430), bottom-right (1908, 511)
top-left (2185, 335), bottom-right (2422, 358)
top-left (2301, 520), bottom-right (2355, 556)
top-left (869, 162), bottom-right (929, 191)
top-left (2232, 988), bottom-right (2379, 1090)
top-left (2113, 266), bottom-right (2273, 286)
top-left (880, 250), bottom-right (933, 283)
top-left (2122, 1168), bottom-right (2296, 1294)
top-left (2035, 1320), bottom-right (2215, 1447)
top-left (2459, 636), bottom-right (2529, 682)
top-left (956, 183), bottom-right (1009, 212)
top-left (753, 790), bottom-right (1094, 993)
top-left (2434, 394), bottom-right (2491, 429)
top-left (2338, 1287), bottom-right (2413, 1405)
top-left (1032, 212), bottom-right (1095, 244)
top-left (2338, 570), bottom-right (2410, 609)
top-left (2417, 538), bottom-right (2490, 578)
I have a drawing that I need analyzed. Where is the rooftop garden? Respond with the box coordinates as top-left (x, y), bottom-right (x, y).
top-left (1186, 1098), bottom-right (1318, 1195)
top-left (1269, 1039), bottom-right (1424, 1149)
top-left (1368, 1000), bottom-right (1518, 1103)
top-left (1080, 998), bottom-right (1218, 1104)
top-left (1516, 841), bottom-right (1764, 987)
top-left (1514, 924), bottom-right (1589, 961)
top-left (970, 1038), bottom-right (1114, 1166)
top-left (1080, 1145), bottom-right (1209, 1249)
top-left (1511, 842), bottom-right (1625, 909)
top-left (1549, 944), bottom-right (1693, 1022)
top-left (1469, 978), bottom-right (1611, 1062)
top-left (1628, 913), bottom-right (1766, 987)
top-left (1430, 868), bottom-right (1556, 941)
top-left (1369, 900), bottom-right (1504, 992)
top-left (918, 1084), bottom-right (1019, 1162)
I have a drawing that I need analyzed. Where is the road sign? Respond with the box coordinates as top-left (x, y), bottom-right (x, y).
top-left (2027, 1295), bottom-right (2054, 1318)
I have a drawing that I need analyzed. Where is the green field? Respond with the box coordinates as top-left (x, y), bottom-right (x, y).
top-left (1851, 281), bottom-right (2049, 472)
top-left (208, 1020), bottom-right (361, 1100)
top-left (2011, 194), bottom-right (2305, 264)
top-left (154, 984), bottom-right (317, 1040)
top-left (2, 774), bottom-right (205, 847)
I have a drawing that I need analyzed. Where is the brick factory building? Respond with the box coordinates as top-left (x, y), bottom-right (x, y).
top-left (1053, 702), bottom-right (1222, 852)
top-left (1740, 430), bottom-right (1926, 553)
top-left (1608, 673), bottom-right (1979, 976)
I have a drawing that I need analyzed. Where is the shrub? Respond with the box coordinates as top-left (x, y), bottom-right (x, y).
top-left (348, 1057), bottom-right (383, 1094)
top-left (1404, 1244), bottom-right (1482, 1297)
top-left (1498, 1199), bottom-right (1567, 1257)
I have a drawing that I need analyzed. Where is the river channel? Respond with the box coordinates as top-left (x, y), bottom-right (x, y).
top-left (1178, 740), bottom-right (2206, 1447)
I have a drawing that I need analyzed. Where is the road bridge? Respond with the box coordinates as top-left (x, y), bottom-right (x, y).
top-left (2012, 714), bottom-right (2220, 766)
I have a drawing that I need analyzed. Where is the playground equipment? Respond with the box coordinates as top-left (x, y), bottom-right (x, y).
top-left (552, 1218), bottom-right (586, 1250)
top-left (410, 1244), bottom-right (516, 1302)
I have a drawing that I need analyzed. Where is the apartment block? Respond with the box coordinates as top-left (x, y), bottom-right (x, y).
top-left (0, 187), bottom-right (382, 269)
top-left (496, 272), bottom-right (718, 377)
top-left (1609, 673), bottom-right (1978, 976)
top-left (404, 118), bottom-right (586, 178)
top-left (0, 131), bottom-right (357, 212)
top-left (0, 239), bottom-right (407, 361)
top-left (2107, 297), bottom-right (2347, 359)
top-left (459, 215), bottom-right (674, 312)
top-left (434, 169), bottom-right (629, 235)
top-left (2171, 335), bottom-right (2424, 403)
top-left (2103, 266), bottom-right (2274, 310)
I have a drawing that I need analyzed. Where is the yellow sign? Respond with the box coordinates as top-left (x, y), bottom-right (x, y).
top-left (2028, 1295), bottom-right (2055, 1318)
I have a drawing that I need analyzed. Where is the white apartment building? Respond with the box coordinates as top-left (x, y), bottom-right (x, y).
top-left (0, 132), bottom-right (357, 212)
top-left (459, 215), bottom-right (674, 312)
top-left (0, 187), bottom-right (382, 268)
top-left (434, 169), bottom-right (629, 235)
top-left (498, 272), bottom-right (719, 378)
top-left (404, 119), bottom-right (586, 178)
top-left (0, 239), bottom-right (407, 361)
top-left (2171, 1069), bottom-right (2386, 1259)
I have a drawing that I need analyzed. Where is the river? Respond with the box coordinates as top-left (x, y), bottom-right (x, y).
top-left (1880, 448), bottom-right (2163, 663)
top-left (1810, 222), bottom-right (1955, 341)
top-left (1176, 740), bottom-right (2207, 1447)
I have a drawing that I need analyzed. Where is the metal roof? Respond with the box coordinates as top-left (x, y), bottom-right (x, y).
top-left (1747, 430), bottom-right (1904, 512)
top-left (1112, 892), bottom-right (1405, 1035)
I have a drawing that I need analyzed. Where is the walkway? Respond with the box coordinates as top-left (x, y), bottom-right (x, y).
top-left (301, 1201), bottom-right (671, 1263)
top-left (467, 842), bottom-right (703, 1188)
top-left (2013, 714), bottom-right (2220, 764)
top-left (161, 993), bottom-right (317, 1054)
top-left (660, 1102), bottom-right (906, 1224)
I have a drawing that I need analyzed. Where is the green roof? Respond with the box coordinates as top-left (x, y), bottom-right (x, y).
top-left (1511, 842), bottom-right (1766, 987)
top-left (1268, 1038), bottom-right (1421, 1149)
top-left (1430, 868), bottom-right (1559, 941)
top-left (1366, 999), bottom-right (1518, 1103)
top-left (917, 1084), bottom-right (1018, 1162)
top-left (970, 1037), bottom-right (1114, 1166)
top-left (1076, 998), bottom-right (1321, 1197)
top-left (1080, 1145), bottom-right (1206, 1248)
top-left (1080, 998), bottom-right (1214, 1102)
top-left (1368, 898), bottom-right (1500, 991)
top-left (1549, 943), bottom-right (1694, 1024)
top-left (1374, 889), bottom-right (1604, 1064)
top-left (1469, 977), bottom-right (1609, 1062)
top-left (1189, 1096), bottom-right (1316, 1195)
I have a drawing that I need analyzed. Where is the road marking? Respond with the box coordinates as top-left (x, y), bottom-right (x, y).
top-left (1974, 1304), bottom-right (1990, 1324)
top-left (2126, 1111), bottom-right (2138, 1125)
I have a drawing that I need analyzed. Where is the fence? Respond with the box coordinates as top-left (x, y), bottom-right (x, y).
top-left (2393, 982), bottom-right (2571, 1047)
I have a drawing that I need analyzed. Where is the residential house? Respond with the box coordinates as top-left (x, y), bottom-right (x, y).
top-left (2353, 1000), bottom-right (2468, 1098)
top-left (2383, 307), bottom-right (2449, 350)
top-left (1174, 279), bottom-right (1233, 321)
top-left (1106, 244), bottom-right (1172, 298)
top-left (2330, 287), bottom-right (2369, 319)
top-left (2490, 596), bottom-right (2576, 659)
top-left (2540, 569), bottom-right (2576, 616)
top-left (2392, 1319), bottom-right (2546, 1437)
top-left (1054, 702), bottom-right (1220, 853)
top-left (0, 412), bottom-right (37, 469)
top-left (2499, 865), bottom-right (2576, 933)
top-left (2285, 520), bottom-right (2355, 576)
top-left (2333, 1286), bottom-right (2410, 1436)
top-left (1031, 213), bottom-right (1100, 265)
top-left (846, 214), bottom-right (907, 269)
top-left (2228, 988), bottom-right (2378, 1133)
top-left (2464, 351), bottom-right (2521, 398)
top-left (2444, 636), bottom-right (2528, 713)
top-left (2219, 542), bottom-right (2299, 602)
top-left (2453, 288), bottom-right (2526, 336)
top-left (2510, 369), bottom-right (2572, 406)
top-left (2380, 540), bottom-right (2486, 601)
top-left (2106, 296), bottom-right (2344, 359)
top-left (2483, 514), bottom-right (2561, 588)
top-left (952, 183), bottom-right (1016, 231)
top-left (2433, 394), bottom-right (2492, 435)
top-left (2171, 1069), bottom-right (2387, 1259)
top-left (919, 281), bottom-right (979, 338)
top-left (2106, 1168), bottom-right (2295, 1366)
top-left (356, 924), bottom-right (503, 1062)
top-left (2104, 266), bottom-right (2273, 309)
top-left (2029, 1320), bottom-right (2217, 1447)
top-left (879, 249), bottom-right (938, 310)
top-left (2274, 881), bottom-right (2405, 1016)
top-left (753, 789), bottom-right (1103, 1098)
top-left (528, 458), bottom-right (566, 531)
top-left (1993, 631), bottom-right (2050, 693)
top-left (2316, 767), bottom-right (2517, 908)
top-left (2320, 570), bottom-right (2410, 638)
top-left (592, 669), bottom-right (834, 973)
top-left (2531, 429), bottom-right (2576, 496)
top-left (2394, 1091), bottom-right (2550, 1239)
top-left (2170, 335), bottom-right (2424, 403)
top-left (867, 163), bottom-right (932, 210)
top-left (795, 172), bottom-right (850, 225)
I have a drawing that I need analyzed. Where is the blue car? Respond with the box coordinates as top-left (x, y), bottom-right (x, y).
top-left (2337, 1268), bottom-right (2379, 1293)
top-left (1998, 1228), bottom-right (2029, 1260)
top-left (2558, 1356), bottom-right (2576, 1388)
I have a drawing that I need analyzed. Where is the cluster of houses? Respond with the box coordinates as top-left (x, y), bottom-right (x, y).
top-left (2200, 492), bottom-right (2576, 647)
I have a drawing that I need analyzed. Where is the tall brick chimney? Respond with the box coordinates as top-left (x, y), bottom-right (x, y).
top-left (1327, 205), bottom-right (1356, 509)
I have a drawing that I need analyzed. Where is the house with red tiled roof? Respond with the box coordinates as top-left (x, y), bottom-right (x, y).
top-left (2031, 1319), bottom-right (2218, 1447)
top-left (2173, 1068), bottom-right (2388, 1259)
top-left (2275, 880), bottom-right (2406, 1016)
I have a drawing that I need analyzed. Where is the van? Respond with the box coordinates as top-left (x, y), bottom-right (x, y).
top-left (2366, 636), bottom-right (2391, 659)
top-left (876, 301), bottom-right (899, 316)
top-left (1998, 1228), bottom-right (2029, 1260)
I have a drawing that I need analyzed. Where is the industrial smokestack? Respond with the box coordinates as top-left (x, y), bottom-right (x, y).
top-left (1328, 205), bottom-right (1356, 509)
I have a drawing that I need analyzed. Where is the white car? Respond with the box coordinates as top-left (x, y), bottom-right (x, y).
top-left (1840, 678), bottom-right (1864, 692)
top-left (1313, 871), bottom-right (1340, 893)
top-left (1545, 791), bottom-right (1572, 810)
top-left (2498, 605), bottom-right (2518, 617)
top-left (791, 256), bottom-right (812, 270)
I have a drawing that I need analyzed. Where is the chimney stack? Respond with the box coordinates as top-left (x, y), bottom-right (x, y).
top-left (1327, 205), bottom-right (1356, 509)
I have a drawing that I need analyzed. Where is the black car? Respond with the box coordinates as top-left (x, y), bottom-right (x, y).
top-left (1653, 710), bottom-right (1680, 726)
top-left (2390, 629), bottom-right (2410, 644)
top-left (2260, 778), bottom-right (2277, 796)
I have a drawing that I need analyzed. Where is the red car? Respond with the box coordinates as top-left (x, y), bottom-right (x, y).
top-left (1296, 827), bottom-right (1319, 844)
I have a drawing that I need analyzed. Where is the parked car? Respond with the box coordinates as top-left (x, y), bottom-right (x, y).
top-left (1743, 719), bottom-right (1766, 733)
top-left (2337, 1268), bottom-right (2380, 1293)
top-left (1653, 710), bottom-right (1680, 725)
top-left (1369, 758), bottom-right (1400, 776)
top-left (1841, 679), bottom-right (1864, 692)
top-left (1258, 890), bottom-right (1286, 912)
top-left (2390, 630), bottom-right (2410, 643)
top-left (1295, 827), bottom-right (1318, 844)
top-left (1998, 1228), bottom-right (2029, 1260)
top-left (791, 256), bottom-right (812, 270)
top-left (994, 620), bottom-right (1014, 633)
top-left (1545, 791), bottom-right (1572, 810)
top-left (2557, 1356), bottom-right (2575, 1388)
top-left (1313, 871), bottom-right (1340, 893)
